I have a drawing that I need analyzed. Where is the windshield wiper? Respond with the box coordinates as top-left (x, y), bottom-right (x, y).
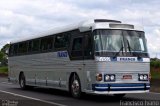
top-left (113, 41), bottom-right (124, 59)
top-left (127, 40), bottom-right (131, 54)
top-left (127, 40), bottom-right (141, 59)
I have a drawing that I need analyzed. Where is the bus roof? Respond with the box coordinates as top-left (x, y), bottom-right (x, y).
top-left (11, 19), bottom-right (143, 44)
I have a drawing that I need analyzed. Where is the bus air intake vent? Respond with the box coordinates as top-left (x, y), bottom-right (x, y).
top-left (94, 19), bottom-right (121, 23)
top-left (109, 24), bottom-right (134, 29)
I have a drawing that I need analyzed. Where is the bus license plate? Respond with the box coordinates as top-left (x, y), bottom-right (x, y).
top-left (122, 75), bottom-right (132, 79)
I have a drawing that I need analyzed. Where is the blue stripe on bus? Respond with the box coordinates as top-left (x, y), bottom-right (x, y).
top-left (110, 88), bottom-right (150, 91)
top-left (110, 57), bottom-right (117, 61)
top-left (146, 83), bottom-right (150, 86)
top-left (110, 83), bottom-right (148, 87)
top-left (93, 84), bottom-right (109, 87)
top-left (94, 88), bottom-right (109, 91)
top-left (138, 58), bottom-right (143, 61)
top-left (92, 83), bottom-right (150, 91)
top-left (92, 84), bottom-right (108, 91)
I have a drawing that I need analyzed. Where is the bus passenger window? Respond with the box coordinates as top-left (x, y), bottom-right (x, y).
top-left (28, 39), bottom-right (40, 52)
top-left (71, 37), bottom-right (83, 58)
top-left (40, 37), bottom-right (53, 51)
top-left (9, 45), bottom-right (14, 56)
top-left (54, 34), bottom-right (69, 49)
top-left (18, 42), bottom-right (27, 54)
top-left (11, 44), bottom-right (18, 55)
top-left (73, 38), bottom-right (82, 50)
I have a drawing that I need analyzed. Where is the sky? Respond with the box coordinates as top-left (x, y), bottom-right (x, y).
top-left (0, 0), bottom-right (160, 58)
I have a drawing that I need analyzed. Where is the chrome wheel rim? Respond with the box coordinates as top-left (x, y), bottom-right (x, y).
top-left (71, 80), bottom-right (80, 95)
top-left (20, 78), bottom-right (24, 88)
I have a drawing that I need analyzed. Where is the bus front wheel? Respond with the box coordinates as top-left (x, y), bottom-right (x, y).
top-left (19, 73), bottom-right (27, 89)
top-left (70, 74), bottom-right (81, 98)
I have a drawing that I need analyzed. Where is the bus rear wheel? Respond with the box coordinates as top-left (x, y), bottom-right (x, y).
top-left (19, 73), bottom-right (27, 89)
top-left (70, 74), bottom-right (81, 98)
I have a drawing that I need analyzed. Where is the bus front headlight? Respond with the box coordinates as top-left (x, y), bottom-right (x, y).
top-left (104, 74), bottom-right (115, 81)
top-left (110, 75), bottom-right (115, 81)
top-left (139, 74), bottom-right (148, 81)
top-left (105, 75), bottom-right (110, 81)
top-left (143, 75), bottom-right (148, 80)
top-left (139, 75), bottom-right (144, 80)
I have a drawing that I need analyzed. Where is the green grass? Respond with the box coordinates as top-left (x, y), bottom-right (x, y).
top-left (151, 70), bottom-right (160, 79)
top-left (150, 60), bottom-right (160, 79)
top-left (0, 66), bottom-right (8, 74)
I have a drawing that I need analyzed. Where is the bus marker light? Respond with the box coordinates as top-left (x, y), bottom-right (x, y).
top-left (96, 74), bottom-right (102, 81)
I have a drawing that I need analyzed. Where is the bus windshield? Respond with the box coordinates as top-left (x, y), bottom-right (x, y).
top-left (94, 30), bottom-right (123, 52)
top-left (124, 30), bottom-right (147, 53)
top-left (94, 29), bottom-right (148, 57)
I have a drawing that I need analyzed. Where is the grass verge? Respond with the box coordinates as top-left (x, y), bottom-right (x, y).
top-left (150, 68), bottom-right (160, 79)
top-left (150, 79), bottom-right (160, 93)
top-left (0, 66), bottom-right (8, 74)
top-left (150, 68), bottom-right (160, 93)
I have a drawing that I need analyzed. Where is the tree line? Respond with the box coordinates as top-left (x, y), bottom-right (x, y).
top-left (0, 44), bottom-right (10, 66)
top-left (150, 58), bottom-right (160, 68)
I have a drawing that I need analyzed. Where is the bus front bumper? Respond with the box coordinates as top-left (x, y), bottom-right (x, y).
top-left (85, 83), bottom-right (150, 95)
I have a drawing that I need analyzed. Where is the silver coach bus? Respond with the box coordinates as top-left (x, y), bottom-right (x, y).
top-left (8, 19), bottom-right (150, 98)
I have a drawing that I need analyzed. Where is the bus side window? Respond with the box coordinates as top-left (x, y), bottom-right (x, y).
top-left (28, 41), bottom-right (33, 53)
top-left (71, 37), bottom-right (83, 59)
top-left (54, 34), bottom-right (69, 50)
top-left (28, 39), bottom-right (40, 52)
top-left (13, 44), bottom-right (18, 55)
top-left (40, 37), bottom-right (53, 51)
top-left (18, 42), bottom-right (27, 54)
top-left (9, 45), bottom-right (14, 56)
top-left (33, 39), bottom-right (40, 52)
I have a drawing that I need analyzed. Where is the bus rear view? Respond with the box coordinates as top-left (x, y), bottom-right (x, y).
top-left (89, 21), bottom-right (150, 97)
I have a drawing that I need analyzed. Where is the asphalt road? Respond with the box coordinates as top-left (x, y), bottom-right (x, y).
top-left (0, 77), bottom-right (160, 106)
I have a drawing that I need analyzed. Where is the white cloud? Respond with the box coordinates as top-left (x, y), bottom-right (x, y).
top-left (145, 27), bottom-right (160, 58)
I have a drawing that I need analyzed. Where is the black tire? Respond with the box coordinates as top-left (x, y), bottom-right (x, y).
top-left (70, 74), bottom-right (81, 98)
top-left (114, 94), bottom-right (126, 98)
top-left (19, 73), bottom-right (27, 89)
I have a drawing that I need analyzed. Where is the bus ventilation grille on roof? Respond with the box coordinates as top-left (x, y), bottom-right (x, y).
top-left (109, 24), bottom-right (134, 29)
top-left (94, 19), bottom-right (121, 23)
